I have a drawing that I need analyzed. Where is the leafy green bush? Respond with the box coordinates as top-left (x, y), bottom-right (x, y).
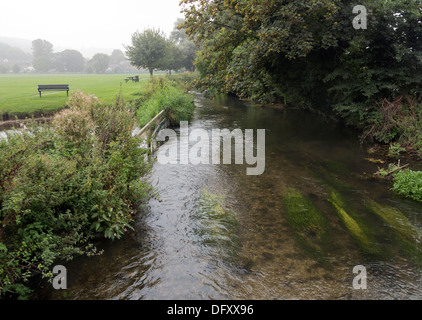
top-left (393, 169), bottom-right (422, 203)
top-left (0, 91), bottom-right (154, 299)
top-left (137, 82), bottom-right (195, 127)
top-left (136, 77), bottom-right (170, 105)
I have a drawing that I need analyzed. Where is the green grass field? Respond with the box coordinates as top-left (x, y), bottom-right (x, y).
top-left (0, 73), bottom-right (150, 114)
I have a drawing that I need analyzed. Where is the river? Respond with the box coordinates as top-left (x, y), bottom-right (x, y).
top-left (45, 93), bottom-right (422, 300)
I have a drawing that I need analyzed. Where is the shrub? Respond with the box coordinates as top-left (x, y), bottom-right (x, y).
top-left (167, 72), bottom-right (198, 91)
top-left (0, 91), bottom-right (154, 298)
top-left (137, 82), bottom-right (195, 128)
top-left (363, 97), bottom-right (422, 157)
top-left (136, 77), bottom-right (170, 105)
top-left (393, 169), bottom-right (422, 203)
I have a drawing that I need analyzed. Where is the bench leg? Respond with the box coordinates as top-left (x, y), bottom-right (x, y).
top-left (39, 91), bottom-right (42, 98)
top-left (67, 90), bottom-right (69, 97)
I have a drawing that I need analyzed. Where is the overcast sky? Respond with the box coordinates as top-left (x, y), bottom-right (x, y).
top-left (1, 0), bottom-right (184, 55)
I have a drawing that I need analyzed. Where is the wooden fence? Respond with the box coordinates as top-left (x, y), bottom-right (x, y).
top-left (134, 110), bottom-right (169, 154)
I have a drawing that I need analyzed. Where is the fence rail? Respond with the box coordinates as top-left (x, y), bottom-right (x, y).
top-left (135, 110), bottom-right (168, 154)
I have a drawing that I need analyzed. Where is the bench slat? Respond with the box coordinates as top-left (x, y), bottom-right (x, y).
top-left (38, 85), bottom-right (69, 89)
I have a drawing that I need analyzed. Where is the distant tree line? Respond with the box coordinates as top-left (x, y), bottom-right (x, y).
top-left (0, 39), bottom-right (134, 74)
top-left (1, 19), bottom-right (197, 75)
top-left (30, 39), bottom-right (130, 74)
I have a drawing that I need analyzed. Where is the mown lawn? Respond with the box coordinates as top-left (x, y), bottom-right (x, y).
top-left (0, 73), bottom-right (150, 114)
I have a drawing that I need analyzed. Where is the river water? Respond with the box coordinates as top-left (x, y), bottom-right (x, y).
top-left (46, 94), bottom-right (422, 300)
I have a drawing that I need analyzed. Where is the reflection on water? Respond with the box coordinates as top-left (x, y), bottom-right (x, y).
top-left (47, 94), bottom-right (422, 300)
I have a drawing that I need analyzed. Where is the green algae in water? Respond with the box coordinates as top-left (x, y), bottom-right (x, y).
top-left (328, 191), bottom-right (383, 257)
top-left (193, 189), bottom-right (240, 260)
top-left (366, 200), bottom-right (422, 266)
top-left (282, 188), bottom-right (331, 264)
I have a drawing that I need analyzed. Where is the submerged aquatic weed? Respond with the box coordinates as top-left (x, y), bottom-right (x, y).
top-left (366, 200), bottom-right (422, 266)
top-left (193, 189), bottom-right (240, 260)
top-left (366, 200), bottom-right (420, 241)
top-left (329, 191), bottom-right (382, 256)
top-left (282, 188), bottom-right (330, 263)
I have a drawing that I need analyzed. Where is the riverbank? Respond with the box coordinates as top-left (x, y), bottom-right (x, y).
top-left (0, 111), bottom-right (58, 130)
top-left (0, 91), bottom-right (156, 299)
top-left (0, 109), bottom-right (60, 122)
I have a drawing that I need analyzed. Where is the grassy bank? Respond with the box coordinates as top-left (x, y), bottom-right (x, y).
top-left (134, 74), bottom-right (197, 128)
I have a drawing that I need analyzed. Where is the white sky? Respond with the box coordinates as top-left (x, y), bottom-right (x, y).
top-left (0, 0), bottom-right (184, 55)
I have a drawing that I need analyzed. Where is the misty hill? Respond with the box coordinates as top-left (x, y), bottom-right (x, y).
top-left (0, 42), bottom-right (31, 63)
top-left (0, 36), bottom-right (33, 53)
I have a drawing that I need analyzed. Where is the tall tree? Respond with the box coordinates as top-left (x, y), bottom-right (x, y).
top-left (87, 53), bottom-right (110, 74)
top-left (12, 64), bottom-right (20, 73)
top-left (55, 49), bottom-right (85, 72)
top-left (110, 49), bottom-right (126, 65)
top-left (171, 18), bottom-right (197, 72)
top-left (163, 41), bottom-right (184, 74)
top-left (32, 39), bottom-right (54, 72)
top-left (125, 28), bottom-right (168, 76)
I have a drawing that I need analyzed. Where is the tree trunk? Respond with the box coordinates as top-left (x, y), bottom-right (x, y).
top-left (149, 69), bottom-right (153, 77)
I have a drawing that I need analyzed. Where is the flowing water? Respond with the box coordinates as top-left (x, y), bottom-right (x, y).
top-left (46, 94), bottom-right (422, 300)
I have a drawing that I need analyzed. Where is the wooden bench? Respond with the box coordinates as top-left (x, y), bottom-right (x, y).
top-left (124, 76), bottom-right (139, 83)
top-left (38, 84), bottom-right (69, 97)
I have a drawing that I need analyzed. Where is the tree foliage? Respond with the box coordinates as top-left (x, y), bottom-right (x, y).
top-left (110, 49), bottom-right (126, 65)
top-left (163, 41), bottom-right (185, 74)
top-left (125, 23), bottom-right (198, 75)
top-left (55, 49), bottom-right (85, 72)
top-left (125, 28), bottom-right (168, 76)
top-left (180, 0), bottom-right (422, 127)
top-left (325, 0), bottom-right (422, 126)
top-left (171, 18), bottom-right (198, 72)
top-left (87, 53), bottom-right (110, 74)
top-left (31, 39), bottom-right (54, 72)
